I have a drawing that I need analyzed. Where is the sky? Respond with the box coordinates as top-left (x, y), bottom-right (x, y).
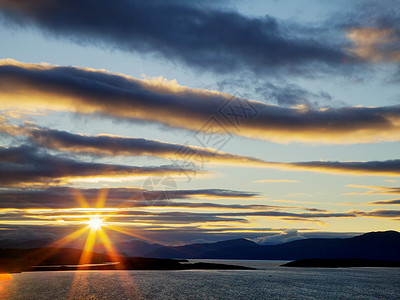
top-left (0, 0), bottom-right (399, 246)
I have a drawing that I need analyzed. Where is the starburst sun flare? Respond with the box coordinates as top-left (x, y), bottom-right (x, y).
top-left (87, 217), bottom-right (104, 231)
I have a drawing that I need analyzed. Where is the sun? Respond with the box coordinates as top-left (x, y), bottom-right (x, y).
top-left (87, 216), bottom-right (103, 231)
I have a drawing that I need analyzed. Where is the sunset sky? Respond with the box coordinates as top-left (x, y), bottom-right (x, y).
top-left (0, 0), bottom-right (399, 246)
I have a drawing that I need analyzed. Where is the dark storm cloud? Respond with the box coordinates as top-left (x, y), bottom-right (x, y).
top-left (0, 0), bottom-right (349, 76)
top-left (2, 61), bottom-right (400, 144)
top-left (0, 145), bottom-right (192, 187)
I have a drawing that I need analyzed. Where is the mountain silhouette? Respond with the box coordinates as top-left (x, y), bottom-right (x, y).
top-left (2, 231), bottom-right (399, 261)
top-left (144, 231), bottom-right (400, 260)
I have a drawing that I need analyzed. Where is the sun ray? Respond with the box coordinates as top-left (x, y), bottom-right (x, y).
top-left (16, 226), bottom-right (90, 269)
top-left (72, 188), bottom-right (91, 208)
top-left (96, 189), bottom-right (109, 209)
top-left (50, 227), bottom-right (90, 248)
top-left (97, 228), bottom-right (123, 267)
top-left (68, 226), bottom-right (98, 300)
top-left (78, 228), bottom-right (98, 265)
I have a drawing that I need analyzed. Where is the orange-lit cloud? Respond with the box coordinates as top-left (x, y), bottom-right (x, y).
top-left (256, 179), bottom-right (299, 183)
top-left (1, 207), bottom-right (399, 229)
top-left (0, 187), bottom-right (259, 209)
top-left (347, 27), bottom-right (400, 62)
top-left (0, 145), bottom-right (197, 187)
top-left (273, 160), bottom-right (400, 177)
top-left (0, 122), bottom-right (267, 167)
top-left (345, 184), bottom-right (400, 195)
top-left (1, 60), bottom-right (400, 144)
top-left (2, 121), bottom-right (400, 177)
top-left (368, 199), bottom-right (400, 205)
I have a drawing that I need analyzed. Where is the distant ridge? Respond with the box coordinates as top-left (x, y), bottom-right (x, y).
top-left (144, 231), bottom-right (400, 261)
top-left (2, 231), bottom-right (399, 261)
top-left (282, 258), bottom-right (400, 268)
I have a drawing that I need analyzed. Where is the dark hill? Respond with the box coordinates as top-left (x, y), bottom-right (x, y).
top-left (0, 247), bottom-right (254, 273)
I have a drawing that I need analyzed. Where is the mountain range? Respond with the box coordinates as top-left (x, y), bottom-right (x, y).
top-left (2, 231), bottom-right (399, 261)
top-left (143, 230), bottom-right (400, 260)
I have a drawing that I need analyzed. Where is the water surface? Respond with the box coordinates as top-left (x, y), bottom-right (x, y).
top-left (2, 260), bottom-right (399, 299)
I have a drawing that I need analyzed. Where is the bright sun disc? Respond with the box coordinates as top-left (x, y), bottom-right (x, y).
top-left (88, 217), bottom-right (103, 230)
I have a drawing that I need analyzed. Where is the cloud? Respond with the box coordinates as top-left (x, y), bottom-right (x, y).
top-left (3, 119), bottom-right (400, 177)
top-left (369, 199), bottom-right (400, 205)
top-left (276, 160), bottom-right (400, 177)
top-left (336, 1), bottom-right (400, 63)
top-left (358, 209), bottom-right (400, 219)
top-left (1, 206), bottom-right (398, 229)
top-left (0, 122), bottom-right (269, 167)
top-left (0, 209), bottom-right (250, 225)
top-left (256, 179), bottom-right (299, 183)
top-left (0, 145), bottom-right (193, 187)
top-left (0, 224), bottom-right (318, 246)
top-left (0, 0), bottom-right (350, 77)
top-left (4, 120), bottom-right (400, 179)
top-left (252, 229), bottom-right (305, 245)
top-left (346, 27), bottom-right (400, 62)
top-left (0, 186), bottom-right (259, 209)
top-left (385, 179), bottom-right (397, 183)
top-left (214, 76), bottom-right (341, 109)
top-left (345, 184), bottom-right (400, 195)
top-left (2, 60), bottom-right (400, 145)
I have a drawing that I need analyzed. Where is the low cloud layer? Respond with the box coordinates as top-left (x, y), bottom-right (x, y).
top-left (253, 229), bottom-right (305, 245)
top-left (0, 122), bottom-right (266, 167)
top-left (1, 60), bottom-right (400, 144)
top-left (2, 121), bottom-right (400, 177)
top-left (0, 187), bottom-right (259, 209)
top-left (1, 206), bottom-right (398, 228)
